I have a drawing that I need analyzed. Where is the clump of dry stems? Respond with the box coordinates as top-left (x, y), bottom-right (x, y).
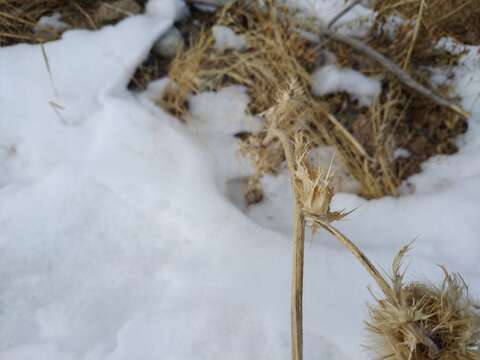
top-left (158, 0), bottom-right (469, 200)
top-left (160, 0), bottom-right (316, 117)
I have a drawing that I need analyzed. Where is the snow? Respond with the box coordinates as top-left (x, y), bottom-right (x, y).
top-left (393, 147), bottom-right (410, 159)
top-left (0, 1), bottom-right (479, 360)
top-left (34, 13), bottom-right (69, 33)
top-left (287, 0), bottom-right (375, 37)
top-left (311, 64), bottom-right (382, 106)
top-left (212, 25), bottom-right (246, 52)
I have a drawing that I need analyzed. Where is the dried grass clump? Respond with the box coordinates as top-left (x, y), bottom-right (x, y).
top-left (374, 0), bottom-right (480, 45)
top-left (159, 0), bottom-right (317, 117)
top-left (323, 8), bottom-right (469, 196)
top-left (0, 0), bottom-right (142, 46)
top-left (312, 84), bottom-right (406, 198)
top-left (367, 248), bottom-right (480, 360)
top-left (157, 0), bottom-right (469, 200)
top-left (158, 30), bottom-right (215, 117)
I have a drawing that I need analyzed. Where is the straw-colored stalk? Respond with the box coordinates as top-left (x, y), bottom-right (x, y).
top-left (266, 81), bottom-right (347, 360)
top-left (270, 81), bottom-right (479, 360)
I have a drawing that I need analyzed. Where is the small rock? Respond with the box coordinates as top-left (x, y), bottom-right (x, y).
top-left (153, 27), bottom-right (184, 58)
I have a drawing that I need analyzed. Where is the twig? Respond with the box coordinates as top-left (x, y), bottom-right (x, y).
top-left (273, 129), bottom-right (305, 360)
top-left (321, 28), bottom-right (470, 118)
top-left (73, 2), bottom-right (97, 30)
top-left (41, 44), bottom-right (58, 97)
top-left (312, 105), bottom-right (370, 158)
top-left (318, 221), bottom-right (391, 294)
top-left (327, 0), bottom-right (362, 29)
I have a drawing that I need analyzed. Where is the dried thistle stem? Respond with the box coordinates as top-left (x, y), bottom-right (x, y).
top-left (274, 129), bottom-right (305, 360)
top-left (317, 221), bottom-right (442, 357)
top-left (317, 220), bottom-right (391, 295)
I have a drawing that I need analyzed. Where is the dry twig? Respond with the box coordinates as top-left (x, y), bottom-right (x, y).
top-left (321, 28), bottom-right (469, 118)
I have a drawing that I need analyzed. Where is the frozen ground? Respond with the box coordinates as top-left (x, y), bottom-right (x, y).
top-left (0, 0), bottom-right (479, 359)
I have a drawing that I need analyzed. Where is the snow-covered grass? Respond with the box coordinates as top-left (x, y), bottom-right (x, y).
top-left (0, 0), bottom-right (480, 359)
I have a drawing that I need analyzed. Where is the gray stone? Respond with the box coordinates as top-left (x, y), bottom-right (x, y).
top-left (152, 27), bottom-right (185, 58)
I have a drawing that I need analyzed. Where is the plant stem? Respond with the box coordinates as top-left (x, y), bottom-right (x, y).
top-left (318, 220), bottom-right (391, 294)
top-left (291, 201), bottom-right (305, 360)
top-left (273, 129), bottom-right (304, 360)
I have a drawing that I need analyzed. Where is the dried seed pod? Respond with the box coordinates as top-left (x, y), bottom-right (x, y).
top-left (292, 133), bottom-right (346, 231)
top-left (367, 247), bottom-right (480, 360)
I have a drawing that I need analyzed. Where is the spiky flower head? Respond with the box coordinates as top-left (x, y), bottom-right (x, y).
top-left (367, 246), bottom-right (480, 360)
top-left (292, 132), bottom-right (347, 231)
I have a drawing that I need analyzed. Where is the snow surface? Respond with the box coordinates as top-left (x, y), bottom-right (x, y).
top-left (0, 1), bottom-right (479, 360)
top-left (287, 0), bottom-right (375, 37)
top-left (34, 13), bottom-right (69, 33)
top-left (311, 64), bottom-right (382, 106)
top-left (212, 25), bottom-right (246, 52)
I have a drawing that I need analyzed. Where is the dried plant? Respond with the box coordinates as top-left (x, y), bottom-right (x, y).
top-left (157, 0), bottom-right (468, 200)
top-left (159, 0), bottom-right (317, 117)
top-left (274, 98), bottom-right (480, 359)
top-left (367, 246), bottom-right (480, 360)
top-left (293, 135), bottom-right (347, 230)
top-left (158, 29), bottom-right (215, 117)
top-left (266, 81), bottom-right (349, 360)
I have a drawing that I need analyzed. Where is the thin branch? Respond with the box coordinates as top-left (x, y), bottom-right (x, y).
top-left (321, 28), bottom-right (470, 118)
top-left (327, 0), bottom-right (362, 29)
top-left (73, 2), bottom-right (97, 30)
top-left (312, 105), bottom-right (370, 158)
top-left (318, 220), bottom-right (391, 294)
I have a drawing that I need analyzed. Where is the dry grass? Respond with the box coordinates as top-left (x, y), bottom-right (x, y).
top-left (160, 0), bottom-right (403, 199)
top-left (322, 6), bottom-right (469, 196)
top-left (374, 0), bottom-right (480, 45)
top-left (160, 0), bottom-right (317, 116)
top-left (155, 0), bottom-right (470, 200)
top-left (0, 0), bottom-right (142, 46)
top-left (158, 29), bottom-right (215, 117)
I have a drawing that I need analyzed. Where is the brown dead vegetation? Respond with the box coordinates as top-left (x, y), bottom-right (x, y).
top-left (374, 0), bottom-right (480, 46)
top-left (0, 0), bottom-right (143, 46)
top-left (138, 0), bottom-right (472, 200)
